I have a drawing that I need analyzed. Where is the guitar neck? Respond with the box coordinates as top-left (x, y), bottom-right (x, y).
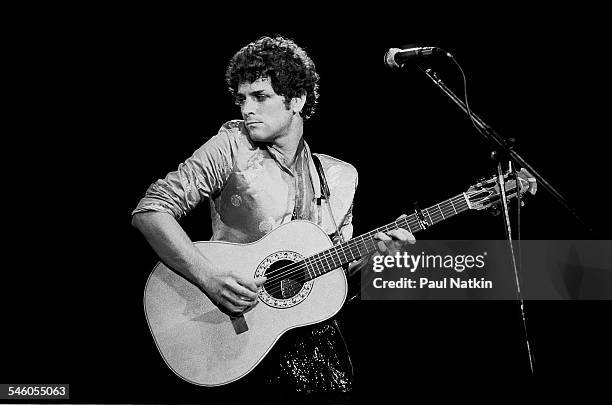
top-left (304, 192), bottom-right (470, 280)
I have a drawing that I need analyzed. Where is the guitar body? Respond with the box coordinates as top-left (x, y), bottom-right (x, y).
top-left (143, 220), bottom-right (347, 386)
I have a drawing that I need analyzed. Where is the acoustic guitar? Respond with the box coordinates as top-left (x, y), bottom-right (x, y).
top-left (143, 169), bottom-right (536, 386)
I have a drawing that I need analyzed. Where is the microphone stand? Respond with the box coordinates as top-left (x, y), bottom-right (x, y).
top-left (413, 64), bottom-right (579, 376)
top-left (415, 65), bottom-right (592, 234)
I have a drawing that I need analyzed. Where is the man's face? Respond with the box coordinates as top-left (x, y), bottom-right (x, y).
top-left (236, 77), bottom-right (294, 142)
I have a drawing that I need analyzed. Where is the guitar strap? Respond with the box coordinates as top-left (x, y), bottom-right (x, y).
top-left (311, 154), bottom-right (345, 244)
top-left (313, 154), bottom-right (361, 306)
top-left (312, 153), bottom-right (356, 378)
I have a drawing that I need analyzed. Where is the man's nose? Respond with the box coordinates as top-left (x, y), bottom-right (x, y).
top-left (241, 98), bottom-right (256, 117)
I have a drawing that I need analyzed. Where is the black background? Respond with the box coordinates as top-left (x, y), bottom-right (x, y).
top-left (5, 6), bottom-right (611, 403)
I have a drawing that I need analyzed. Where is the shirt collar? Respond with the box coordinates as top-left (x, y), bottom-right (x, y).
top-left (264, 138), bottom-right (321, 199)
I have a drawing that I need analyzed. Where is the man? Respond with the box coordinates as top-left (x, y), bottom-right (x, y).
top-left (132, 35), bottom-right (414, 395)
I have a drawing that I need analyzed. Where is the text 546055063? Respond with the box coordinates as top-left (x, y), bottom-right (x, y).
top-left (1, 384), bottom-right (69, 399)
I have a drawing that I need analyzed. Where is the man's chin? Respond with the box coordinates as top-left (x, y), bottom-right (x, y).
top-left (247, 130), bottom-right (270, 142)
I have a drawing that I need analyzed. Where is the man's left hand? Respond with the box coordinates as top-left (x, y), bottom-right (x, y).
top-left (373, 214), bottom-right (416, 255)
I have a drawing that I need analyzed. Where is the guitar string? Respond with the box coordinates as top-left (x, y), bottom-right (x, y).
top-left (261, 199), bottom-right (471, 296)
top-left (264, 214), bottom-right (424, 284)
top-left (262, 224), bottom-right (407, 297)
top-left (261, 181), bottom-right (525, 297)
top-left (263, 176), bottom-right (530, 290)
top-left (262, 194), bottom-right (470, 288)
top-left (260, 217), bottom-right (417, 295)
top-left (263, 193), bottom-right (470, 284)
top-left (261, 181), bottom-right (526, 297)
top-left (261, 215), bottom-right (460, 297)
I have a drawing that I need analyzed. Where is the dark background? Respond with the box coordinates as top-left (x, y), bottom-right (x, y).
top-left (5, 7), bottom-right (611, 403)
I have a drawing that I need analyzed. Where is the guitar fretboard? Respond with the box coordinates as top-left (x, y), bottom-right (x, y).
top-left (302, 193), bottom-right (470, 281)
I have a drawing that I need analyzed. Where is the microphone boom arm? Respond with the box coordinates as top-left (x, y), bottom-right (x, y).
top-left (417, 65), bottom-right (592, 233)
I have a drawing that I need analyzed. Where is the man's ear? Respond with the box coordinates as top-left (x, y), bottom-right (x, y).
top-left (291, 92), bottom-right (307, 115)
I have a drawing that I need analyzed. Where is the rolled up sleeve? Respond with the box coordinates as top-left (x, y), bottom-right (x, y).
top-left (132, 129), bottom-right (234, 219)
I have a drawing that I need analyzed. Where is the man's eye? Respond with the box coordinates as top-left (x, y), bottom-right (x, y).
top-left (255, 95), bottom-right (267, 102)
top-left (234, 98), bottom-right (245, 106)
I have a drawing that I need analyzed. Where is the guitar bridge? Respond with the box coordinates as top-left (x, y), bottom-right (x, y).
top-left (230, 315), bottom-right (249, 335)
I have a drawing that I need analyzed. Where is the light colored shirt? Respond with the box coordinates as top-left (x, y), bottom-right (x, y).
top-left (133, 120), bottom-right (358, 245)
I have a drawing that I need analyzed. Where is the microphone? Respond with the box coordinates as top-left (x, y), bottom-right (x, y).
top-left (384, 47), bottom-right (446, 68)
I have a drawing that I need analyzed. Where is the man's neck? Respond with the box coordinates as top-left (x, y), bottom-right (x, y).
top-left (270, 119), bottom-right (304, 168)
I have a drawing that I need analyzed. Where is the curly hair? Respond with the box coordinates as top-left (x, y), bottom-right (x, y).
top-left (225, 36), bottom-right (320, 120)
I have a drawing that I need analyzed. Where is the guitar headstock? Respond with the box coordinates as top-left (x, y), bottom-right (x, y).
top-left (465, 168), bottom-right (537, 211)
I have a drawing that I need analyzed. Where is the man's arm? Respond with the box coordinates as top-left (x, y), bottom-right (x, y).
top-left (132, 211), bottom-right (265, 315)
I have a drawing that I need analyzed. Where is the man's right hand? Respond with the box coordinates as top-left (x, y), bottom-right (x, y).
top-left (200, 271), bottom-right (267, 316)
top-left (131, 212), bottom-right (267, 316)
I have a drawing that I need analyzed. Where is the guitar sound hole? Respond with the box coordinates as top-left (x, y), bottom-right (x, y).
top-left (264, 259), bottom-right (306, 300)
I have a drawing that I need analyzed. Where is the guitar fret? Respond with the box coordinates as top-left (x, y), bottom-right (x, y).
top-left (407, 214), bottom-right (421, 231)
top-left (326, 251), bottom-right (334, 269)
top-left (455, 196), bottom-right (468, 213)
top-left (326, 252), bottom-right (335, 269)
top-left (462, 192), bottom-right (471, 209)
top-left (355, 242), bottom-right (363, 257)
top-left (313, 258), bottom-right (320, 277)
top-left (340, 246), bottom-right (348, 263)
top-left (444, 200), bottom-right (454, 216)
top-left (437, 204), bottom-right (445, 219)
top-left (364, 235), bottom-right (376, 254)
top-left (333, 249), bottom-right (342, 268)
top-left (342, 245), bottom-right (351, 263)
top-left (324, 252), bottom-right (332, 270)
top-left (426, 209), bottom-right (434, 225)
top-left (332, 251), bottom-right (339, 268)
top-left (405, 221), bottom-right (412, 233)
top-left (321, 254), bottom-right (329, 274)
top-left (305, 259), bottom-right (313, 280)
top-left (353, 241), bottom-right (364, 260)
top-left (318, 253), bottom-right (327, 276)
top-left (311, 254), bottom-right (320, 277)
top-left (449, 198), bottom-right (457, 214)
